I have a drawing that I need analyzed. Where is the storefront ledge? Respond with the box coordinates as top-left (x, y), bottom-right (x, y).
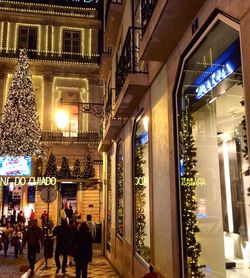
top-left (140, 0), bottom-right (206, 61)
top-left (105, 2), bottom-right (125, 47)
top-left (114, 73), bottom-right (149, 118)
top-left (103, 118), bottom-right (125, 141)
top-left (98, 138), bottom-right (112, 152)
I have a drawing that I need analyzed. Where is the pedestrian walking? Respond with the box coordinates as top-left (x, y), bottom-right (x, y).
top-left (2, 222), bottom-right (13, 257)
top-left (53, 218), bottom-right (72, 274)
top-left (29, 209), bottom-right (36, 221)
top-left (74, 221), bottom-right (93, 278)
top-left (86, 214), bottom-right (96, 241)
top-left (23, 219), bottom-right (44, 277)
top-left (11, 226), bottom-right (22, 258)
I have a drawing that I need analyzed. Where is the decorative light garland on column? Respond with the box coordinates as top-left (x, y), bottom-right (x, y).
top-left (180, 113), bottom-right (204, 278)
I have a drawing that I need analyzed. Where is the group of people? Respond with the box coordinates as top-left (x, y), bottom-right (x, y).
top-left (0, 221), bottom-right (25, 257)
top-left (53, 214), bottom-right (96, 278)
top-left (22, 212), bottom-right (95, 278)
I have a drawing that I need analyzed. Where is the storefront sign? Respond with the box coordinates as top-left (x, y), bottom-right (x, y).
top-left (135, 177), bottom-right (145, 185)
top-left (0, 176), bottom-right (57, 186)
top-left (181, 177), bottom-right (206, 186)
top-left (196, 63), bottom-right (234, 99)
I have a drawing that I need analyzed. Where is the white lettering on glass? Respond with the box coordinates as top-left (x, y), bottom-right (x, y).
top-left (196, 63), bottom-right (233, 99)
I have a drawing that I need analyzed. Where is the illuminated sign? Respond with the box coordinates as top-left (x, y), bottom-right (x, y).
top-left (0, 176), bottom-right (57, 186)
top-left (181, 177), bottom-right (206, 186)
top-left (195, 63), bottom-right (234, 99)
top-left (0, 156), bottom-right (31, 176)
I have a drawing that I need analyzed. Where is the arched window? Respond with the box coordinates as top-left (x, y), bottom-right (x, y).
top-left (176, 15), bottom-right (248, 276)
top-left (133, 112), bottom-right (151, 263)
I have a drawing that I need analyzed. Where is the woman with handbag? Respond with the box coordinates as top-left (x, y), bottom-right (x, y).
top-left (74, 221), bottom-right (93, 278)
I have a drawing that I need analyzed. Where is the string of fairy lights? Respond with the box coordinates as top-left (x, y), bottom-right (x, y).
top-left (0, 1), bottom-right (97, 18)
top-left (2, 22), bottom-right (96, 58)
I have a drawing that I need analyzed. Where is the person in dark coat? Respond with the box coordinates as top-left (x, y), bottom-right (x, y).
top-left (53, 218), bottom-right (72, 274)
top-left (74, 221), bottom-right (93, 278)
top-left (23, 219), bottom-right (44, 277)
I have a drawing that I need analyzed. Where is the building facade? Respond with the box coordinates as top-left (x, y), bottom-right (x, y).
top-left (99, 0), bottom-right (250, 277)
top-left (0, 0), bottom-right (103, 225)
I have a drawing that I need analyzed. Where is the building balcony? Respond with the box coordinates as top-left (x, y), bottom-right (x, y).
top-left (140, 0), bottom-right (206, 61)
top-left (98, 88), bottom-right (124, 152)
top-left (141, 0), bottom-right (158, 36)
top-left (105, 0), bottom-right (124, 46)
top-left (0, 0), bottom-right (102, 15)
top-left (0, 49), bottom-right (100, 65)
top-left (99, 46), bottom-right (112, 79)
top-left (41, 130), bottom-right (100, 145)
top-left (0, 0), bottom-right (100, 18)
top-left (114, 27), bottom-right (149, 118)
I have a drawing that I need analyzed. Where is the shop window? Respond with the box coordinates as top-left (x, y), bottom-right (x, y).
top-left (63, 30), bottom-right (80, 54)
top-left (106, 154), bottom-right (112, 251)
top-left (133, 113), bottom-right (151, 263)
top-left (116, 140), bottom-right (124, 238)
top-left (19, 27), bottom-right (37, 50)
top-left (176, 17), bottom-right (248, 277)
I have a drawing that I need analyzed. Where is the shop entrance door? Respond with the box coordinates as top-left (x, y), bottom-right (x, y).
top-left (60, 182), bottom-right (77, 219)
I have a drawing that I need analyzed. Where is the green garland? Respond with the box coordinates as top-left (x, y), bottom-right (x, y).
top-left (180, 114), bottom-right (204, 278)
top-left (134, 137), bottom-right (151, 263)
top-left (117, 152), bottom-right (124, 237)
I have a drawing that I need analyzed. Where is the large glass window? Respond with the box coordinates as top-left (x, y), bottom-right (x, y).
top-left (107, 154), bottom-right (112, 251)
top-left (19, 27), bottom-right (37, 50)
top-left (177, 18), bottom-right (249, 277)
top-left (116, 141), bottom-right (124, 238)
top-left (63, 30), bottom-right (80, 53)
top-left (133, 113), bottom-right (151, 263)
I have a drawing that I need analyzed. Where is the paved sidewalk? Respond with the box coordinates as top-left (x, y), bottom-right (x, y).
top-left (23, 244), bottom-right (120, 278)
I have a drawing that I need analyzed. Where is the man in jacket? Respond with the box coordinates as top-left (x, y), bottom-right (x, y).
top-left (23, 219), bottom-right (44, 277)
top-left (53, 218), bottom-right (72, 274)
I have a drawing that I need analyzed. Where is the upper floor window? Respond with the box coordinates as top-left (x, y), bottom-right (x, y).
top-left (19, 27), bottom-right (37, 50)
top-left (63, 30), bottom-right (81, 53)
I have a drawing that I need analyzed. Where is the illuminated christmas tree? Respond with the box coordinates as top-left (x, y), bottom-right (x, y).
top-left (83, 155), bottom-right (95, 178)
top-left (72, 159), bottom-right (81, 178)
top-left (58, 156), bottom-right (71, 179)
top-left (44, 153), bottom-right (57, 177)
top-left (180, 113), bottom-right (204, 277)
top-left (0, 49), bottom-right (45, 158)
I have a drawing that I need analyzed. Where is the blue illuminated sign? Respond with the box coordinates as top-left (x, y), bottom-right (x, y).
top-left (196, 63), bottom-right (234, 99)
top-left (193, 39), bottom-right (240, 100)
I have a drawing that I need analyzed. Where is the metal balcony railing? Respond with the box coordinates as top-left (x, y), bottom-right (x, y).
top-left (141, 0), bottom-right (158, 35)
top-left (115, 27), bottom-right (148, 99)
top-left (0, 0), bottom-right (100, 16)
top-left (41, 130), bottom-right (100, 144)
top-left (0, 49), bottom-right (100, 65)
top-left (106, 0), bottom-right (123, 25)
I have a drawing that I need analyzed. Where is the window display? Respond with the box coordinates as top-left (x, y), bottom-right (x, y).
top-left (116, 141), bottom-right (124, 238)
top-left (176, 18), bottom-right (249, 277)
top-left (107, 154), bottom-right (112, 251)
top-left (133, 113), bottom-right (151, 263)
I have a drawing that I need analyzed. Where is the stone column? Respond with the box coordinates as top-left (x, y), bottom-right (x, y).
top-left (43, 75), bottom-right (54, 130)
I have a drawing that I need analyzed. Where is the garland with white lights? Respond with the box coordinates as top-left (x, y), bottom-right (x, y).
top-left (134, 136), bottom-right (151, 263)
top-left (179, 113), bottom-right (204, 278)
